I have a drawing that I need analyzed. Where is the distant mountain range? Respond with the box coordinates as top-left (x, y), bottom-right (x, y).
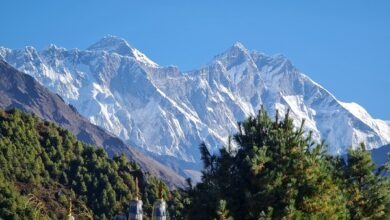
top-left (0, 60), bottom-right (185, 187)
top-left (1, 36), bottom-right (390, 175)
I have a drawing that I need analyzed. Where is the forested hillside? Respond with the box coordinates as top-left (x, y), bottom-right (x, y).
top-left (0, 109), bottom-right (173, 219)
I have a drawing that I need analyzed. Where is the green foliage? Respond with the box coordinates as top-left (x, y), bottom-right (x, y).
top-left (0, 175), bottom-right (37, 219)
top-left (2, 107), bottom-right (388, 219)
top-left (0, 109), bottom-right (170, 219)
top-left (343, 144), bottom-right (390, 219)
top-left (183, 108), bottom-right (390, 219)
top-left (167, 189), bottom-right (191, 220)
top-left (215, 200), bottom-right (233, 220)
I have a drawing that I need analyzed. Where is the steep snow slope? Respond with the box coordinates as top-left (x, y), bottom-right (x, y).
top-left (1, 36), bottom-right (389, 168)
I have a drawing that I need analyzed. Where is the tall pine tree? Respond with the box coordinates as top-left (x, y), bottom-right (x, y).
top-left (185, 108), bottom-right (349, 219)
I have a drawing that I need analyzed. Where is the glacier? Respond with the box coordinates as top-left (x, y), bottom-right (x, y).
top-left (1, 35), bottom-right (389, 170)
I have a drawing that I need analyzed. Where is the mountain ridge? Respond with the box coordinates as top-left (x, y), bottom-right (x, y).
top-left (1, 36), bottom-right (389, 172)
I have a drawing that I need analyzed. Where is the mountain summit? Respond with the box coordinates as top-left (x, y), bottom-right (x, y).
top-left (212, 41), bottom-right (254, 69)
top-left (88, 35), bottom-right (158, 67)
top-left (1, 37), bottom-right (389, 173)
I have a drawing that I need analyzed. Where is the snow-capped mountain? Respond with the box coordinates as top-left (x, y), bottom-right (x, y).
top-left (1, 36), bottom-right (390, 168)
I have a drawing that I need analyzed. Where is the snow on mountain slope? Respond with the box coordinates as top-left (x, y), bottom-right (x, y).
top-left (1, 36), bottom-right (389, 168)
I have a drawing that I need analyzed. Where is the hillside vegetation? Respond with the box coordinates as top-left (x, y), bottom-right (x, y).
top-left (1, 107), bottom-right (389, 219)
top-left (0, 109), bottom-right (171, 219)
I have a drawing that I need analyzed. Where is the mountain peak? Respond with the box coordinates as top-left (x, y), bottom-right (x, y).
top-left (87, 35), bottom-right (133, 55)
top-left (87, 35), bottom-right (158, 67)
top-left (231, 41), bottom-right (247, 50)
top-left (44, 44), bottom-right (66, 53)
top-left (211, 41), bottom-right (253, 68)
top-left (47, 43), bottom-right (59, 49)
top-left (224, 41), bottom-right (250, 57)
top-left (223, 41), bottom-right (250, 56)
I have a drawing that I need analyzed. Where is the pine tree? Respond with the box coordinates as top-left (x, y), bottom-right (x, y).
top-left (185, 108), bottom-right (350, 219)
top-left (234, 109), bottom-right (348, 218)
top-left (344, 144), bottom-right (390, 219)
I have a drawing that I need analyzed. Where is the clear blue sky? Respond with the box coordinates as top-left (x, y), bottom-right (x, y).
top-left (1, 0), bottom-right (389, 119)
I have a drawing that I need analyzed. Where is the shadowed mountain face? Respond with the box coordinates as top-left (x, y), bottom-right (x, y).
top-left (0, 60), bottom-right (184, 187)
top-left (371, 144), bottom-right (390, 167)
